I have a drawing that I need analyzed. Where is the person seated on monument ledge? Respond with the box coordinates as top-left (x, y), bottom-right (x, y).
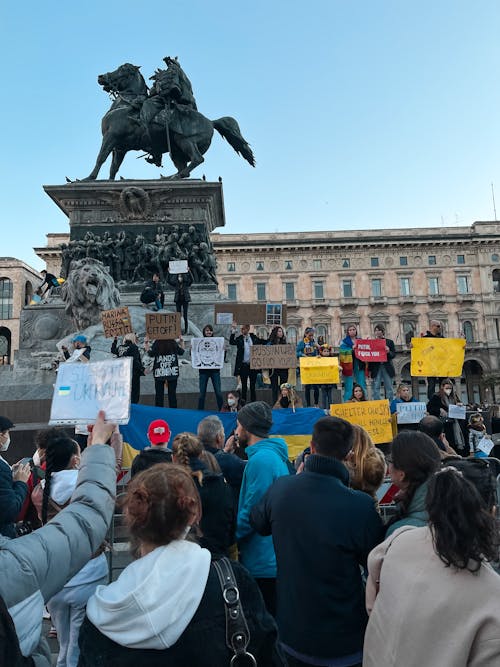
top-left (140, 272), bottom-right (165, 311)
top-left (62, 335), bottom-right (91, 363)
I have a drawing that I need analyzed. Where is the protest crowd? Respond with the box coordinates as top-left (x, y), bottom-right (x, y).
top-left (1, 300), bottom-right (500, 666)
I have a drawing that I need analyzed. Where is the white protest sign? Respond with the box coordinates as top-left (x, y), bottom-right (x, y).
top-left (216, 312), bottom-right (233, 325)
top-left (49, 358), bottom-right (132, 425)
top-left (396, 402), bottom-right (427, 424)
top-left (169, 260), bottom-right (189, 274)
top-left (65, 348), bottom-right (85, 363)
top-left (448, 404), bottom-right (466, 420)
top-left (476, 437), bottom-right (494, 456)
top-left (191, 337), bottom-right (225, 370)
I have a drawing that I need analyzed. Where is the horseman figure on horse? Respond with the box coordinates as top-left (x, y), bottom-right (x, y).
top-left (83, 56), bottom-right (255, 181)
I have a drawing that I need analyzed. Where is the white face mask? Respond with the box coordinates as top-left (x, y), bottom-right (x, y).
top-left (0, 434), bottom-right (10, 452)
top-left (444, 388), bottom-right (452, 396)
top-left (227, 398), bottom-right (236, 406)
top-left (32, 450), bottom-right (42, 467)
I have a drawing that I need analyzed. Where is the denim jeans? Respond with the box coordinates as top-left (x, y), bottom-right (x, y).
top-left (343, 369), bottom-right (366, 401)
top-left (198, 370), bottom-right (223, 410)
top-left (372, 365), bottom-right (394, 401)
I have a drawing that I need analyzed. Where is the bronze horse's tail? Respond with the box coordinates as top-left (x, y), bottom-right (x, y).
top-left (212, 117), bottom-right (255, 167)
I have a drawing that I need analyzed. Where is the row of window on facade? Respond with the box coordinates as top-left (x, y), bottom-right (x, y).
top-left (225, 253), bottom-right (494, 273)
top-left (0, 278), bottom-right (36, 319)
top-left (225, 274), bottom-right (488, 303)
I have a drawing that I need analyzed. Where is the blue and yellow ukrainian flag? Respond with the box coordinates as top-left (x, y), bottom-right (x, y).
top-left (119, 404), bottom-right (324, 467)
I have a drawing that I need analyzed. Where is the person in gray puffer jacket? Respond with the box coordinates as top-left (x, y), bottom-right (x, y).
top-left (0, 411), bottom-right (117, 667)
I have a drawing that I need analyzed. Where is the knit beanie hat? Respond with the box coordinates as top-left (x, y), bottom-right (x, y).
top-left (237, 401), bottom-right (273, 438)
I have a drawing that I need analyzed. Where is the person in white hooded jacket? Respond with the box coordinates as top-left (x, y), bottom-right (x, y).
top-left (78, 463), bottom-right (286, 666)
top-left (0, 411), bottom-right (117, 667)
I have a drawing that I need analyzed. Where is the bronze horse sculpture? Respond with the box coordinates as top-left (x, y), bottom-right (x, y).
top-left (83, 62), bottom-right (255, 180)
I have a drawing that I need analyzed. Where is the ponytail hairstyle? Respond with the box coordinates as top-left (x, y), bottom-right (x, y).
top-left (172, 432), bottom-right (204, 485)
top-left (426, 466), bottom-right (498, 572)
top-left (124, 463), bottom-right (201, 555)
top-left (42, 435), bottom-right (79, 524)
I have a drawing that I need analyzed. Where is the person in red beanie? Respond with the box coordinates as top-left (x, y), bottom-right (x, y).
top-left (131, 419), bottom-right (172, 477)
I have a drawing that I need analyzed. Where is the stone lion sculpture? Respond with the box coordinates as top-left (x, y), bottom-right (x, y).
top-left (60, 258), bottom-right (120, 330)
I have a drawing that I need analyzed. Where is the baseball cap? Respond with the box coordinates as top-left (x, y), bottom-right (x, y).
top-left (73, 335), bottom-right (87, 344)
top-left (147, 419), bottom-right (171, 446)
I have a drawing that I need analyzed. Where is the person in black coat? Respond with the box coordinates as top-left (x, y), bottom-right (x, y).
top-left (427, 378), bottom-right (467, 456)
top-left (369, 324), bottom-right (396, 401)
top-left (140, 273), bottom-right (165, 311)
top-left (0, 416), bottom-right (31, 538)
top-left (145, 337), bottom-right (185, 408)
top-left (229, 323), bottom-right (266, 403)
top-left (251, 416), bottom-right (384, 667)
top-left (423, 320), bottom-right (444, 399)
top-left (111, 333), bottom-right (144, 404)
top-left (167, 272), bottom-right (193, 335)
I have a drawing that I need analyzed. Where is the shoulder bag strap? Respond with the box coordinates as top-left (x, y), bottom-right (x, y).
top-left (212, 557), bottom-right (257, 666)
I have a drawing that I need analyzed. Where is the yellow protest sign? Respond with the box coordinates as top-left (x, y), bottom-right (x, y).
top-left (299, 356), bottom-right (340, 384)
top-left (329, 400), bottom-right (392, 444)
top-left (410, 338), bottom-right (465, 377)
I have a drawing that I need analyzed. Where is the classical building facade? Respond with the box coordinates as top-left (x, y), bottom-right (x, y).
top-left (35, 221), bottom-right (500, 402)
top-left (212, 221), bottom-right (500, 403)
top-left (0, 258), bottom-right (42, 363)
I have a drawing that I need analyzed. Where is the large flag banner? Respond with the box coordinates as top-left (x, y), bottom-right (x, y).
top-left (300, 356), bottom-right (340, 384)
top-left (49, 358), bottom-right (132, 425)
top-left (354, 339), bottom-right (387, 362)
top-left (329, 399), bottom-right (392, 444)
top-left (191, 337), bottom-right (225, 369)
top-left (119, 404), bottom-right (325, 466)
top-left (410, 337), bottom-right (465, 377)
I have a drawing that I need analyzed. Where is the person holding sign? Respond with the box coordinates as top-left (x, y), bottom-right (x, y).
top-left (319, 344), bottom-right (336, 410)
top-left (369, 324), bottom-right (396, 401)
top-left (167, 271), bottom-right (193, 335)
top-left (339, 324), bottom-right (366, 402)
top-left (145, 335), bottom-right (185, 408)
top-left (62, 335), bottom-right (91, 363)
top-left (197, 324), bottom-right (224, 411)
top-left (296, 327), bottom-right (320, 408)
top-left (111, 333), bottom-right (144, 404)
top-left (230, 323), bottom-right (266, 403)
top-left (266, 326), bottom-right (290, 405)
top-left (423, 319), bottom-right (444, 399)
top-left (467, 413), bottom-right (492, 458)
top-left (427, 378), bottom-right (467, 456)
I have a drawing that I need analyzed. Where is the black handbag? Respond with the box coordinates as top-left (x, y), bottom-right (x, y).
top-left (213, 557), bottom-right (257, 666)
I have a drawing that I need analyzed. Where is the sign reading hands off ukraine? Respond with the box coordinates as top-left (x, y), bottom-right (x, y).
top-left (410, 338), bottom-right (465, 377)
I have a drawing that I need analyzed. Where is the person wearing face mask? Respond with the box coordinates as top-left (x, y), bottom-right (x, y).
top-left (0, 416), bottom-right (31, 538)
top-left (427, 378), bottom-right (467, 456)
top-left (220, 389), bottom-right (245, 413)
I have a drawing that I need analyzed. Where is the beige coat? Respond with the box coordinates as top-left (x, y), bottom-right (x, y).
top-left (364, 526), bottom-right (500, 667)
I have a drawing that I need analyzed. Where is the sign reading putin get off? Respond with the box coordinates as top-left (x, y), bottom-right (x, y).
top-left (329, 400), bottom-right (393, 444)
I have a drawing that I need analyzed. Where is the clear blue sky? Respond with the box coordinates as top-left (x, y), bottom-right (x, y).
top-left (1, 1), bottom-right (499, 269)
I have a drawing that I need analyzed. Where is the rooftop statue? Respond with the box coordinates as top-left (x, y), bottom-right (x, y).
top-left (83, 57), bottom-right (255, 180)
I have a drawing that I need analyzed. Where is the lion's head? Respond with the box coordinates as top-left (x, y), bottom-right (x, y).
top-left (61, 258), bottom-right (120, 330)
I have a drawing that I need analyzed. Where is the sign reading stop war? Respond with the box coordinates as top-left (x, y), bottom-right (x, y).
top-left (145, 312), bottom-right (181, 340)
top-left (299, 356), bottom-right (340, 384)
top-left (410, 338), bottom-right (465, 377)
top-left (330, 400), bottom-right (392, 444)
top-left (354, 339), bottom-right (387, 362)
top-left (101, 307), bottom-right (133, 338)
top-left (250, 345), bottom-right (297, 370)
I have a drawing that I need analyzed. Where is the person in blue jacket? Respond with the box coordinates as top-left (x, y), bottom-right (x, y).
top-left (235, 401), bottom-right (290, 616)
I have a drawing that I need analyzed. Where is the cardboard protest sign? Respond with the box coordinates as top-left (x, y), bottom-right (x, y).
top-left (214, 303), bottom-right (287, 326)
top-left (250, 344), bottom-right (297, 369)
top-left (329, 400), bottom-right (392, 444)
top-left (354, 339), bottom-right (387, 362)
top-left (49, 358), bottom-right (132, 425)
top-left (396, 401), bottom-right (427, 424)
top-left (191, 337), bottom-right (225, 370)
top-left (146, 312), bottom-right (181, 340)
top-left (101, 306), bottom-right (133, 338)
top-left (299, 356), bottom-right (340, 384)
top-left (448, 404), bottom-right (466, 420)
top-left (169, 260), bottom-right (188, 274)
top-left (410, 337), bottom-right (465, 377)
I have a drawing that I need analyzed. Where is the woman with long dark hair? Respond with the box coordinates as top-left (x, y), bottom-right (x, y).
top-left (267, 326), bottom-right (290, 405)
top-left (427, 377), bottom-right (467, 455)
top-left (145, 335), bottom-right (185, 408)
top-left (78, 464), bottom-right (286, 666)
top-left (364, 464), bottom-right (500, 666)
top-left (385, 431), bottom-right (441, 536)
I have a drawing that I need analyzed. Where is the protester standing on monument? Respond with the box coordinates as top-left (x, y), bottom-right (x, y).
top-left (296, 327), bottom-right (320, 408)
top-left (197, 324), bottom-right (224, 410)
top-left (145, 335), bottom-right (185, 408)
top-left (167, 271), bottom-right (193, 335)
top-left (0, 416), bottom-right (31, 538)
top-left (230, 323), bottom-right (266, 403)
top-left (369, 324), bottom-right (396, 401)
top-left (39, 269), bottom-right (60, 298)
top-left (319, 343), bottom-right (336, 410)
top-left (111, 333), bottom-right (144, 404)
top-left (250, 416), bottom-right (384, 666)
top-left (423, 319), bottom-right (444, 399)
top-left (339, 324), bottom-right (367, 401)
top-left (267, 326), bottom-right (290, 405)
top-left (140, 272), bottom-right (164, 311)
top-left (427, 378), bottom-right (467, 455)
top-left (236, 402), bottom-right (290, 615)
